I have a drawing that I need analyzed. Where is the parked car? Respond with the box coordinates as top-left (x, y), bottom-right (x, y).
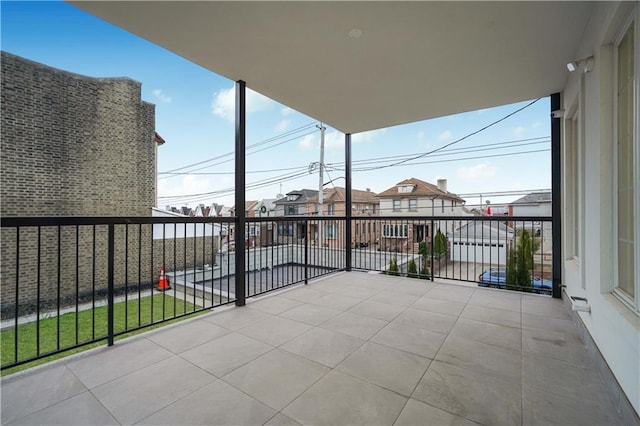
top-left (477, 268), bottom-right (552, 294)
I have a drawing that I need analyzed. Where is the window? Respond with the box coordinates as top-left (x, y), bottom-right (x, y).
top-left (355, 223), bottom-right (360, 235)
top-left (285, 206), bottom-right (297, 215)
top-left (566, 98), bottom-right (584, 262)
top-left (451, 200), bottom-right (454, 212)
top-left (328, 203), bottom-right (335, 215)
top-left (383, 224), bottom-right (408, 238)
top-left (393, 200), bottom-right (401, 211)
top-left (277, 223), bottom-right (294, 236)
top-left (614, 17), bottom-right (638, 305)
top-left (397, 185), bottom-right (414, 193)
top-left (409, 199), bottom-right (417, 211)
top-left (441, 200), bottom-right (444, 213)
top-left (325, 224), bottom-right (339, 239)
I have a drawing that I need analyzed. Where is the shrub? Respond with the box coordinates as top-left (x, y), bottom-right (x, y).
top-left (387, 256), bottom-right (399, 276)
top-left (419, 257), bottom-right (430, 280)
top-left (433, 229), bottom-right (447, 258)
top-left (407, 259), bottom-right (418, 278)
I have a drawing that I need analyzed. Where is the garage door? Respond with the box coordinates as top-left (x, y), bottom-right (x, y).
top-left (451, 241), bottom-right (507, 265)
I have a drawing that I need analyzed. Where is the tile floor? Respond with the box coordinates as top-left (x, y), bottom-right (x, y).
top-left (0, 272), bottom-right (627, 425)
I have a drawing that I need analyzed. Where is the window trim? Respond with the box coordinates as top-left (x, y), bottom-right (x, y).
top-left (409, 199), bottom-right (418, 211)
top-left (392, 199), bottom-right (401, 211)
top-left (612, 10), bottom-right (639, 311)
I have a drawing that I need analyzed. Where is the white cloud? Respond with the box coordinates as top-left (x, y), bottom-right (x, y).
top-left (531, 121), bottom-right (542, 129)
top-left (281, 107), bottom-right (294, 116)
top-left (417, 131), bottom-right (425, 139)
top-left (157, 174), bottom-right (212, 206)
top-left (352, 128), bottom-right (386, 143)
top-left (513, 126), bottom-right (527, 137)
top-left (324, 130), bottom-right (344, 149)
top-left (211, 86), bottom-right (276, 122)
top-left (153, 89), bottom-right (172, 104)
top-left (275, 119), bottom-right (291, 132)
top-left (299, 133), bottom-right (316, 150)
top-left (438, 130), bottom-right (453, 142)
top-left (456, 163), bottom-right (497, 180)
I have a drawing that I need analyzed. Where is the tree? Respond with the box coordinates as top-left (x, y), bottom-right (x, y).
top-left (506, 229), bottom-right (537, 292)
top-left (387, 256), bottom-right (399, 276)
top-left (407, 258), bottom-right (418, 278)
top-left (433, 229), bottom-right (447, 258)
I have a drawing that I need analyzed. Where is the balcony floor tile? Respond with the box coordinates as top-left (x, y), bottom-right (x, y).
top-left (1, 272), bottom-right (627, 426)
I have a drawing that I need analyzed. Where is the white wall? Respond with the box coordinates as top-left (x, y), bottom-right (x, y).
top-left (151, 208), bottom-right (221, 240)
top-left (560, 1), bottom-right (639, 415)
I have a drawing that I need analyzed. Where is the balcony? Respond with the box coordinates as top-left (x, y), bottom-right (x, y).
top-left (1, 271), bottom-right (624, 425)
top-left (0, 215), bottom-right (629, 425)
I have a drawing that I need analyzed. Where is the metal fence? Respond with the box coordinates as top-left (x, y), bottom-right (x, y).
top-left (1, 214), bottom-right (551, 370)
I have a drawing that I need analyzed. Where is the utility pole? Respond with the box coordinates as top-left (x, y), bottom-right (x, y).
top-left (317, 123), bottom-right (326, 246)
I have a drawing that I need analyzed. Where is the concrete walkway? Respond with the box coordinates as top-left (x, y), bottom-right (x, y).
top-left (1, 272), bottom-right (627, 425)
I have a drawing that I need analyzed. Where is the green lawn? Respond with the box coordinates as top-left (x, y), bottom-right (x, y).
top-left (1, 294), bottom-right (203, 375)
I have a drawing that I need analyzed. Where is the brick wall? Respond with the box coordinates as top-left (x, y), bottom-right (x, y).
top-left (0, 52), bottom-right (218, 318)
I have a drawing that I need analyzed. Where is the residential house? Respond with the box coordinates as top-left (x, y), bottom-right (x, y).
top-left (274, 189), bottom-right (318, 243)
top-left (306, 187), bottom-right (379, 248)
top-left (449, 221), bottom-right (514, 265)
top-left (509, 191), bottom-right (553, 253)
top-left (376, 178), bottom-right (466, 251)
top-left (252, 198), bottom-right (279, 246)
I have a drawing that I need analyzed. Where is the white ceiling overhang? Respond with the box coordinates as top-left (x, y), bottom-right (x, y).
top-left (68, 1), bottom-right (593, 134)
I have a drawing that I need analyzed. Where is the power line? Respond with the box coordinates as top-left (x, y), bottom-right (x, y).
top-left (160, 122), bottom-right (317, 175)
top-left (355, 98), bottom-right (542, 172)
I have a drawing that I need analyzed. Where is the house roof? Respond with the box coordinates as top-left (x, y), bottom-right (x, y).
top-left (308, 187), bottom-right (379, 204)
top-left (274, 189), bottom-right (318, 205)
top-left (245, 200), bottom-right (259, 212)
top-left (70, 2), bottom-right (593, 134)
top-left (512, 192), bottom-right (552, 205)
top-left (450, 221), bottom-right (514, 240)
top-left (154, 132), bottom-right (166, 145)
top-left (376, 178), bottom-right (464, 203)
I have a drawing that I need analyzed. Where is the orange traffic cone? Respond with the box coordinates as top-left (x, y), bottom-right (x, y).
top-left (157, 267), bottom-right (171, 291)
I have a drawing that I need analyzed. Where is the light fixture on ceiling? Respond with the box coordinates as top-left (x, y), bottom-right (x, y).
top-left (567, 56), bottom-right (594, 73)
top-left (348, 28), bottom-right (362, 39)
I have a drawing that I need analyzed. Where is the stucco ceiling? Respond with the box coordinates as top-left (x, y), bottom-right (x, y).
top-left (69, 1), bottom-right (593, 134)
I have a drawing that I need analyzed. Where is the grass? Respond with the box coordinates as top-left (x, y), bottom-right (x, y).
top-left (1, 293), bottom-right (203, 376)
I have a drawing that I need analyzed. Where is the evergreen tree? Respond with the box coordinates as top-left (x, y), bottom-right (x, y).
top-left (407, 258), bottom-right (418, 278)
top-left (387, 256), bottom-right (399, 276)
top-left (433, 229), bottom-right (447, 258)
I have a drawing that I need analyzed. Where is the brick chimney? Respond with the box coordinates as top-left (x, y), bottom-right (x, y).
top-left (437, 179), bottom-right (447, 193)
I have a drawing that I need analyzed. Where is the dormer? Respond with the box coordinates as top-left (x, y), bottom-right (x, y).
top-left (287, 194), bottom-right (300, 201)
top-left (397, 184), bottom-right (415, 194)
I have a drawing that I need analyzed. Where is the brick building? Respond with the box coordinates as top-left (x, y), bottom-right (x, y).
top-left (0, 51), bottom-right (160, 217)
top-left (0, 52), bottom-right (214, 318)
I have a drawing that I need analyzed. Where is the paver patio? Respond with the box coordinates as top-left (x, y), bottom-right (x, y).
top-left (0, 272), bottom-right (625, 425)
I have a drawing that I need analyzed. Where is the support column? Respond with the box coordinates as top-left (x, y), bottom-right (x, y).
top-left (551, 92), bottom-right (562, 299)
top-left (345, 133), bottom-right (352, 271)
top-left (235, 80), bottom-right (246, 306)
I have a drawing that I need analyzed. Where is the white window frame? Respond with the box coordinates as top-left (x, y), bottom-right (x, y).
top-left (325, 223), bottom-right (339, 239)
top-left (383, 224), bottom-right (408, 238)
top-left (612, 10), bottom-right (639, 311)
top-left (393, 199), bottom-right (401, 211)
top-left (409, 199), bottom-right (418, 211)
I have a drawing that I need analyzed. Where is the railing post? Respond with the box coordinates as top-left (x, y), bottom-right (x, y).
top-left (551, 92), bottom-right (562, 299)
top-left (345, 133), bottom-right (352, 271)
top-left (107, 223), bottom-right (115, 346)
top-left (235, 80), bottom-right (247, 306)
top-left (304, 223), bottom-right (309, 284)
top-left (430, 218), bottom-right (435, 282)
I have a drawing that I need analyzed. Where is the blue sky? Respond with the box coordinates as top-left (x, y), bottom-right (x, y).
top-left (2, 1), bottom-right (551, 210)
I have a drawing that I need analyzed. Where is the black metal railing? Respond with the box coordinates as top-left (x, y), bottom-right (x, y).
top-left (0, 216), bottom-right (235, 370)
top-left (1, 214), bottom-right (552, 370)
top-left (350, 215), bottom-right (553, 295)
